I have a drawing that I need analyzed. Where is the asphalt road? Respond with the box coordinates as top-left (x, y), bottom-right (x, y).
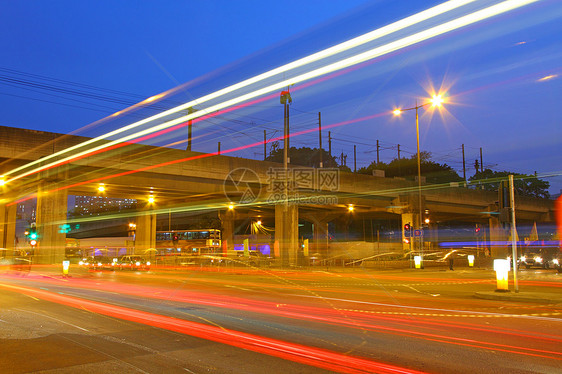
top-left (1, 264), bottom-right (561, 373)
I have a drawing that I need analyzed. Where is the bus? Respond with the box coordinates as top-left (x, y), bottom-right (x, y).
top-left (155, 229), bottom-right (221, 257)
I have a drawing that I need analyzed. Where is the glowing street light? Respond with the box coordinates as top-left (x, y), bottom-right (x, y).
top-left (392, 93), bottom-right (446, 262)
top-left (98, 183), bottom-right (105, 192)
top-left (148, 195), bottom-right (155, 204)
top-left (429, 94), bottom-right (444, 107)
top-left (348, 204), bottom-right (355, 212)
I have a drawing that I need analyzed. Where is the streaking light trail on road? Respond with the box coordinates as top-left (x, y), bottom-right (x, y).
top-left (0, 283), bottom-right (428, 374)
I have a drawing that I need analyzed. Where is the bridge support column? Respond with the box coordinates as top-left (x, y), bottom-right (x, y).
top-left (135, 212), bottom-right (156, 256)
top-left (219, 210), bottom-right (236, 257)
top-left (489, 217), bottom-right (507, 258)
top-left (0, 202), bottom-right (17, 250)
top-left (36, 186), bottom-right (68, 264)
top-left (427, 221), bottom-right (438, 251)
top-left (312, 221), bottom-right (329, 261)
top-left (275, 204), bottom-right (298, 267)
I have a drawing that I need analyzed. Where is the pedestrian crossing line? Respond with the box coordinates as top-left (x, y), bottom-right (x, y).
top-left (336, 308), bottom-right (562, 318)
top-left (309, 281), bottom-right (491, 287)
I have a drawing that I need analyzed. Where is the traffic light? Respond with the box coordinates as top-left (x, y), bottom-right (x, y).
top-left (29, 239), bottom-right (37, 247)
top-left (29, 227), bottom-right (37, 240)
top-left (172, 234), bottom-right (179, 246)
top-left (498, 180), bottom-right (510, 210)
top-left (303, 239), bottom-right (309, 257)
top-left (475, 225), bottom-right (481, 236)
top-left (404, 223), bottom-right (411, 238)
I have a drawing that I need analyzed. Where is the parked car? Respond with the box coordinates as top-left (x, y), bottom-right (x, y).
top-left (118, 255), bottom-right (151, 271)
top-left (237, 251), bottom-right (271, 267)
top-left (87, 256), bottom-right (116, 271)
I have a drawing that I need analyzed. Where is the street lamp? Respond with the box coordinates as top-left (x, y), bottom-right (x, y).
top-left (393, 94), bottom-right (444, 262)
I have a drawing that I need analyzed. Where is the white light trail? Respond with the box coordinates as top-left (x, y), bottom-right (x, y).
top-left (3, 0), bottom-right (477, 178)
top-left (6, 0), bottom-right (538, 183)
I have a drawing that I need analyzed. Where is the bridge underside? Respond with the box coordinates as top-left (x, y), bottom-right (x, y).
top-left (0, 126), bottom-right (554, 265)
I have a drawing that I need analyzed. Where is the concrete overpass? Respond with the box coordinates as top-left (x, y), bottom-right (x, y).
top-left (0, 125), bottom-right (555, 264)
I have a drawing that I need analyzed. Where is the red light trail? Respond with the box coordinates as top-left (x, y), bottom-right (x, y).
top-left (0, 282), bottom-right (427, 374)
top-left (2, 273), bottom-right (560, 362)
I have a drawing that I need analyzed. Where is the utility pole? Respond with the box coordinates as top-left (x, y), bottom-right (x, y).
top-left (264, 130), bottom-right (267, 161)
top-left (376, 140), bottom-right (380, 164)
top-left (397, 144), bottom-right (401, 160)
top-left (186, 107), bottom-right (197, 151)
top-left (281, 88), bottom-right (292, 164)
top-left (480, 147), bottom-right (483, 172)
top-left (218, 142), bottom-right (221, 155)
top-left (354, 145), bottom-right (357, 172)
top-left (509, 174), bottom-right (519, 293)
top-left (462, 144), bottom-right (466, 182)
top-left (318, 112), bottom-right (323, 168)
top-left (328, 131), bottom-right (332, 159)
top-left (340, 152), bottom-right (347, 167)
top-left (280, 88), bottom-right (292, 267)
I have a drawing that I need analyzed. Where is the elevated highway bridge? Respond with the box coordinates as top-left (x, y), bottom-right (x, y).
top-left (0, 125), bottom-right (554, 265)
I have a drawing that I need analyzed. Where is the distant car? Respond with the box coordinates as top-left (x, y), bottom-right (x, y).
top-left (552, 251), bottom-right (562, 273)
top-left (520, 247), bottom-right (559, 269)
top-left (0, 248), bottom-right (32, 273)
top-left (118, 255), bottom-right (150, 271)
top-left (237, 251), bottom-right (271, 267)
top-left (87, 256), bottom-right (116, 271)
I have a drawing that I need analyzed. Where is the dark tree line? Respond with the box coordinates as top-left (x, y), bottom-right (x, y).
top-left (266, 146), bottom-right (550, 198)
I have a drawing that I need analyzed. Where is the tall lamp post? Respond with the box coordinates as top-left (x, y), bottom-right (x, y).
top-left (393, 94), bottom-right (444, 263)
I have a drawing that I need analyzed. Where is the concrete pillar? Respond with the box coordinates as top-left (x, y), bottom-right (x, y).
top-left (135, 212), bottom-right (156, 256)
top-left (36, 186), bottom-right (68, 264)
top-left (426, 221), bottom-right (438, 251)
top-left (489, 216), bottom-right (508, 258)
top-left (312, 220), bottom-right (329, 258)
top-left (0, 203), bottom-right (17, 250)
top-left (0, 203), bottom-right (4, 249)
top-left (275, 203), bottom-right (298, 267)
top-left (219, 210), bottom-right (236, 257)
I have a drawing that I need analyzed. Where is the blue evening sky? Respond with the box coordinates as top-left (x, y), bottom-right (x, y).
top-left (1, 0), bottom-right (561, 194)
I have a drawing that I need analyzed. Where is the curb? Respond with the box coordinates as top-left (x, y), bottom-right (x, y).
top-left (474, 291), bottom-right (561, 304)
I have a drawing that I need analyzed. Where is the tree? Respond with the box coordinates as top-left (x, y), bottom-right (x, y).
top-left (265, 146), bottom-right (339, 168)
top-left (358, 151), bottom-right (463, 184)
top-left (469, 169), bottom-right (550, 199)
